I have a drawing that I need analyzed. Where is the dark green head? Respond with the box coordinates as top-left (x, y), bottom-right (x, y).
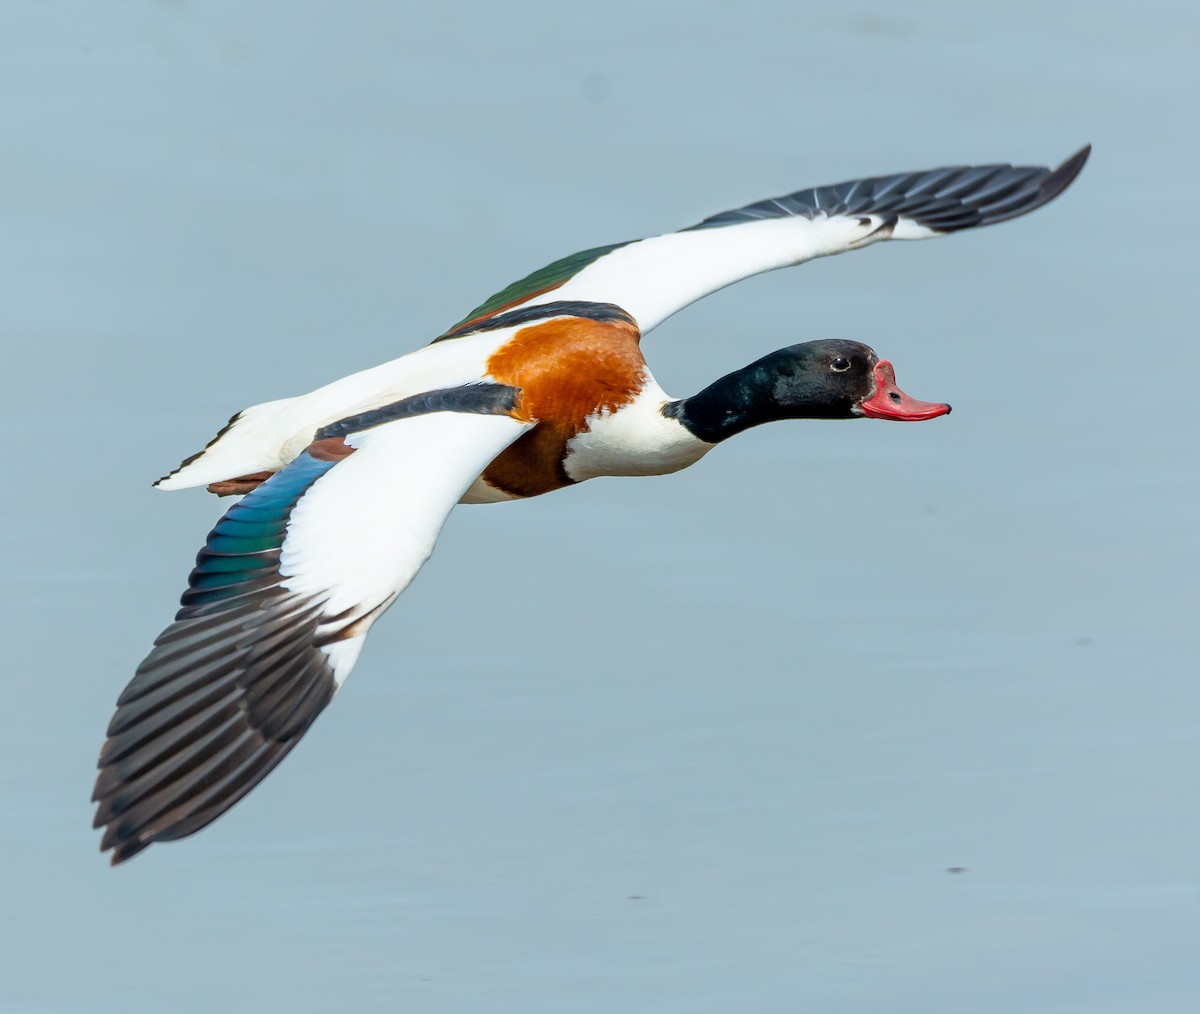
top-left (665, 339), bottom-right (950, 444)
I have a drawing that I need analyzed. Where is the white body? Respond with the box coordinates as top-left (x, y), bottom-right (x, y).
top-left (562, 380), bottom-right (711, 483)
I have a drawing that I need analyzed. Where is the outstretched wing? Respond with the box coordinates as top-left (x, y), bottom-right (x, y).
top-left (440, 146), bottom-right (1089, 338)
top-left (94, 385), bottom-right (529, 864)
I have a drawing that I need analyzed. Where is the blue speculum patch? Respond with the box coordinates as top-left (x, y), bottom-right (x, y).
top-left (184, 451), bottom-right (337, 607)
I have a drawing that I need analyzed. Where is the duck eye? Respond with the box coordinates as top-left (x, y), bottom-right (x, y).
top-left (830, 356), bottom-right (851, 373)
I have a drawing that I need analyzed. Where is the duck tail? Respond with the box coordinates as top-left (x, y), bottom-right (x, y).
top-left (154, 395), bottom-right (299, 491)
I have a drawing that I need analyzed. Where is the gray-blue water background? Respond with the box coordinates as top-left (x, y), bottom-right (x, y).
top-left (2, 2), bottom-right (1196, 1011)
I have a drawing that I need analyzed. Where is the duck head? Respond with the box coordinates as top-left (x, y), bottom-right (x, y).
top-left (665, 339), bottom-right (951, 444)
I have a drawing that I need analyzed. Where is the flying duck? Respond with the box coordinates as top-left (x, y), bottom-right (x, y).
top-left (94, 146), bottom-right (1089, 863)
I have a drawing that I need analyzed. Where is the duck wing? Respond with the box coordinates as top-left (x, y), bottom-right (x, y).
top-left (440, 146), bottom-right (1089, 339)
top-left (94, 385), bottom-right (529, 863)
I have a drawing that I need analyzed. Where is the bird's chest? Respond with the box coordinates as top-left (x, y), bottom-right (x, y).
top-left (458, 313), bottom-right (646, 502)
top-left (460, 386), bottom-right (710, 503)
top-left (561, 389), bottom-right (711, 482)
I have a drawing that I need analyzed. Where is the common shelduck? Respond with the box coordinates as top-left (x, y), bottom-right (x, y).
top-left (94, 147), bottom-right (1089, 863)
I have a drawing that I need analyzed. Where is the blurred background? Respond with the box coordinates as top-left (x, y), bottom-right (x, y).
top-left (2, 2), bottom-right (1196, 1011)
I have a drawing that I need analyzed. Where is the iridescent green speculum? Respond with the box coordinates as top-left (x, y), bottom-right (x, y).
top-left (437, 240), bottom-right (630, 338)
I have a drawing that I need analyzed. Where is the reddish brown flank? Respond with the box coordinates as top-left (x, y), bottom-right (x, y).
top-left (488, 316), bottom-right (645, 427)
top-left (482, 315), bottom-right (646, 498)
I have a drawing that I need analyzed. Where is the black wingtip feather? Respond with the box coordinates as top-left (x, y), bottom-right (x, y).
top-left (1046, 144), bottom-right (1091, 202)
top-left (686, 145), bottom-right (1091, 235)
top-left (95, 589), bottom-right (338, 865)
top-left (954, 145), bottom-right (1091, 231)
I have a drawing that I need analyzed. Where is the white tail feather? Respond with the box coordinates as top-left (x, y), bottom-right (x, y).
top-left (154, 396), bottom-right (301, 490)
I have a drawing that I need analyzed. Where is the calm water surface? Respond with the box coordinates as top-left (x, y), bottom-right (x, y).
top-left (2, 2), bottom-right (1197, 1011)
